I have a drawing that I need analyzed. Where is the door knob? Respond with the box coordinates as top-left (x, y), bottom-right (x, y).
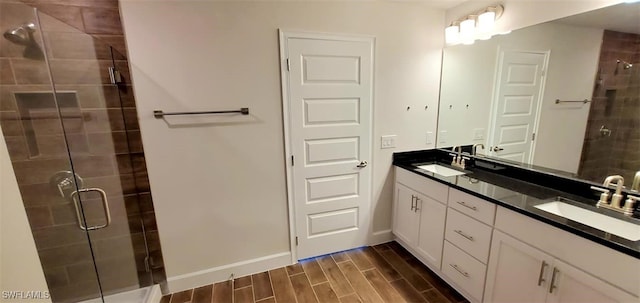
top-left (357, 160), bottom-right (368, 168)
top-left (492, 146), bottom-right (504, 152)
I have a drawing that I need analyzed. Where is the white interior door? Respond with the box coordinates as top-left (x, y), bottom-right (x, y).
top-left (489, 50), bottom-right (548, 164)
top-left (281, 32), bottom-right (373, 259)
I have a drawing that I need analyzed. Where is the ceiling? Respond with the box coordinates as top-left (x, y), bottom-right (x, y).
top-left (403, 0), bottom-right (466, 9)
top-left (554, 2), bottom-right (640, 34)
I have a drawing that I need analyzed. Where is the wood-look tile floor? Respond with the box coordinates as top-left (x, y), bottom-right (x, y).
top-left (161, 241), bottom-right (469, 303)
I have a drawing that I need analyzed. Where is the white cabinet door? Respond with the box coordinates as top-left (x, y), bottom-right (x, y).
top-left (415, 193), bottom-right (446, 269)
top-left (393, 183), bottom-right (420, 246)
top-left (484, 230), bottom-right (552, 303)
top-left (547, 259), bottom-right (637, 303)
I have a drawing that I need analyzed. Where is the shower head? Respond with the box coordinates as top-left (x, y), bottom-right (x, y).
top-left (2, 22), bottom-right (43, 60)
top-left (3, 22), bottom-right (36, 45)
top-left (617, 60), bottom-right (633, 70)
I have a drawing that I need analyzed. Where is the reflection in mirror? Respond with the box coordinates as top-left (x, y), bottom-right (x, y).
top-left (437, 2), bottom-right (640, 184)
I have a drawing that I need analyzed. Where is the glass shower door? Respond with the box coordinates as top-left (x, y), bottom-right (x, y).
top-left (0, 2), bottom-right (104, 302)
top-left (34, 6), bottom-right (150, 303)
top-left (1, 2), bottom-right (153, 302)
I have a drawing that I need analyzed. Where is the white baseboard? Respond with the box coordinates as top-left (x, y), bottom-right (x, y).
top-left (369, 229), bottom-right (393, 246)
top-left (146, 285), bottom-right (163, 303)
top-left (165, 251), bottom-right (293, 294)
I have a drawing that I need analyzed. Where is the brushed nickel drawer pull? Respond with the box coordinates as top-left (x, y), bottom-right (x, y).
top-left (537, 261), bottom-right (548, 286)
top-left (549, 267), bottom-right (559, 293)
top-left (449, 264), bottom-right (470, 278)
top-left (454, 230), bottom-right (475, 241)
top-left (414, 198), bottom-right (421, 212)
top-left (456, 201), bottom-right (478, 211)
top-left (411, 195), bottom-right (416, 211)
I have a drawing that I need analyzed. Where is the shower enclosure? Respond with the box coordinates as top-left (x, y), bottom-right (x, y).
top-left (1, 1), bottom-right (163, 302)
top-left (579, 30), bottom-right (640, 183)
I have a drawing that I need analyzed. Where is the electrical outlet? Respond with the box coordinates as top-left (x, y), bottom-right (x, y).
top-left (381, 135), bottom-right (397, 149)
top-left (426, 132), bottom-right (434, 145)
top-left (438, 130), bottom-right (448, 144)
top-left (473, 128), bottom-right (485, 140)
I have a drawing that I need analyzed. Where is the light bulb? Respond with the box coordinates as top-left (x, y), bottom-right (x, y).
top-left (445, 24), bottom-right (460, 45)
top-left (477, 10), bottom-right (495, 40)
top-left (460, 19), bottom-right (475, 45)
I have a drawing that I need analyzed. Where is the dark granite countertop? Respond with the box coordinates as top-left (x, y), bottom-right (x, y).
top-left (393, 149), bottom-right (640, 259)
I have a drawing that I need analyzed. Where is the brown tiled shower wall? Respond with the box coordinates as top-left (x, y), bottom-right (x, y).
top-left (579, 30), bottom-right (640, 183)
top-left (0, 0), bottom-right (164, 301)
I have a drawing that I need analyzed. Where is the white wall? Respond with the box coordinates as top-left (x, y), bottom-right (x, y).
top-left (0, 127), bottom-right (51, 303)
top-left (445, 0), bottom-right (623, 34)
top-left (438, 22), bottom-right (603, 173)
top-left (120, 0), bottom-right (444, 292)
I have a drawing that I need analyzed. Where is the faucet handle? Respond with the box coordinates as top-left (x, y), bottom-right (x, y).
top-left (623, 195), bottom-right (639, 216)
top-left (591, 186), bottom-right (611, 207)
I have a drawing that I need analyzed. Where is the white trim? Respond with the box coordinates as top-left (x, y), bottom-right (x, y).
top-left (279, 29), bottom-right (375, 261)
top-left (164, 251), bottom-right (292, 294)
top-left (146, 285), bottom-right (163, 303)
top-left (369, 229), bottom-right (393, 246)
top-left (278, 29), bottom-right (297, 264)
top-left (529, 50), bottom-right (551, 165)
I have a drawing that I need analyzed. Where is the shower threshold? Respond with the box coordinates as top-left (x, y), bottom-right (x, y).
top-left (79, 284), bottom-right (162, 303)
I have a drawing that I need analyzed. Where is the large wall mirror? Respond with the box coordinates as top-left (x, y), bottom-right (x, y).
top-left (437, 1), bottom-right (639, 184)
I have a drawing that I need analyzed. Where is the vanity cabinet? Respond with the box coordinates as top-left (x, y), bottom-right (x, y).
top-left (392, 167), bottom-right (639, 303)
top-left (485, 230), bottom-right (637, 303)
top-left (393, 168), bottom-right (447, 270)
top-left (442, 189), bottom-right (496, 302)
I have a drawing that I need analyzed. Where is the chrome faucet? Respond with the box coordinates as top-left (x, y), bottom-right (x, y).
top-left (632, 171), bottom-right (640, 192)
top-left (472, 143), bottom-right (485, 156)
top-left (450, 146), bottom-right (465, 169)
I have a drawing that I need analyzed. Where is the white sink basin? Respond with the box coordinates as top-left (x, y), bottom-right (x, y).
top-left (416, 164), bottom-right (466, 177)
top-left (534, 200), bottom-right (640, 241)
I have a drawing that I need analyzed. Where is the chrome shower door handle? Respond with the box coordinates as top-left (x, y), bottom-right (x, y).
top-left (357, 160), bottom-right (368, 168)
top-left (70, 188), bottom-right (112, 231)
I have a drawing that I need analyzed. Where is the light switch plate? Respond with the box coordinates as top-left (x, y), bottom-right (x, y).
top-left (439, 130), bottom-right (448, 144)
top-left (381, 135), bottom-right (397, 149)
top-left (426, 132), bottom-right (434, 144)
top-left (473, 128), bottom-right (485, 140)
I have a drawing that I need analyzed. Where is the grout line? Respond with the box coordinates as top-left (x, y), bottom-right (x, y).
top-left (358, 266), bottom-right (387, 303)
top-left (210, 282), bottom-right (215, 303)
top-left (334, 260), bottom-right (358, 298)
top-left (234, 285), bottom-right (252, 291)
top-left (255, 296), bottom-right (275, 303)
top-left (266, 271), bottom-right (277, 303)
top-left (283, 267), bottom-right (301, 303)
top-left (315, 254), bottom-right (356, 298)
top-left (251, 274), bottom-right (256, 303)
top-left (299, 265), bottom-right (321, 303)
top-left (379, 244), bottom-right (432, 296)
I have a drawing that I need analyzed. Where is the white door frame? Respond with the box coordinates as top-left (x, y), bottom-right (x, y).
top-left (487, 48), bottom-right (550, 164)
top-left (278, 29), bottom-right (375, 262)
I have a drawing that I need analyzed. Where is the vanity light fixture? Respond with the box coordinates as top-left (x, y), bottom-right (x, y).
top-left (445, 4), bottom-right (504, 45)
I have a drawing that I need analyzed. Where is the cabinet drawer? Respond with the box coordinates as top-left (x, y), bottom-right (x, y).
top-left (395, 167), bottom-right (448, 202)
top-left (448, 188), bottom-right (496, 225)
top-left (445, 208), bottom-right (493, 263)
top-left (442, 241), bottom-right (487, 302)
